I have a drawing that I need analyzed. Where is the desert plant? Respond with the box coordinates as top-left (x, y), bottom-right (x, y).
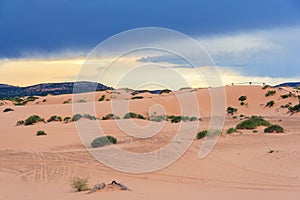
top-left (227, 107), bottom-right (238, 115)
top-left (123, 112), bottom-right (137, 119)
top-left (91, 135), bottom-right (117, 148)
top-left (236, 116), bottom-right (271, 130)
top-left (47, 115), bottom-right (62, 122)
top-left (70, 177), bottom-right (89, 192)
top-left (253, 130), bottom-right (258, 133)
top-left (83, 114), bottom-right (98, 120)
top-left (181, 116), bottom-right (190, 122)
top-left (149, 115), bottom-right (167, 122)
top-left (227, 127), bottom-right (237, 134)
top-left (159, 89), bottom-right (172, 94)
top-left (238, 96), bottom-right (247, 102)
top-left (264, 124), bottom-right (284, 133)
top-left (189, 116), bottom-right (198, 121)
top-left (3, 108), bottom-right (14, 112)
top-left (98, 95), bottom-right (105, 101)
top-left (16, 120), bottom-right (25, 126)
top-left (265, 90), bottom-right (276, 97)
top-left (262, 85), bottom-right (271, 90)
top-left (281, 102), bottom-right (292, 108)
top-left (36, 130), bottom-right (47, 136)
top-left (280, 93), bottom-right (292, 99)
top-left (72, 114), bottom-right (83, 121)
top-left (64, 116), bottom-right (71, 123)
top-left (266, 100), bottom-right (275, 108)
top-left (168, 115), bottom-right (182, 123)
top-left (24, 115), bottom-right (45, 125)
top-left (136, 114), bottom-right (146, 120)
top-left (288, 103), bottom-right (300, 113)
top-left (131, 96), bottom-right (144, 99)
top-left (102, 113), bottom-right (120, 120)
top-left (196, 130), bottom-right (208, 139)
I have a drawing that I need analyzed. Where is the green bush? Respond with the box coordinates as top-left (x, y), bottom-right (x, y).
top-left (262, 85), bottom-right (271, 90)
top-left (196, 130), bottom-right (208, 139)
top-left (70, 177), bottom-right (89, 192)
top-left (91, 135), bottom-right (117, 148)
top-left (150, 115), bottom-right (167, 122)
top-left (136, 114), bottom-right (146, 120)
top-left (123, 112), bottom-right (137, 119)
top-left (265, 90), bottom-right (276, 97)
top-left (47, 115), bottom-right (62, 122)
top-left (3, 108), bottom-right (14, 112)
top-left (98, 95), bottom-right (105, 101)
top-left (253, 130), bottom-right (258, 133)
top-left (159, 89), bottom-right (172, 94)
top-left (16, 120), bottom-right (24, 126)
top-left (227, 127), bottom-right (237, 134)
top-left (238, 96), bottom-right (247, 101)
top-left (280, 93), bottom-right (291, 99)
top-left (266, 100), bottom-right (275, 108)
top-left (83, 114), bottom-right (98, 120)
top-left (131, 96), bottom-right (144, 99)
top-left (168, 115), bottom-right (182, 123)
top-left (102, 113), bottom-right (120, 120)
top-left (240, 102), bottom-right (245, 106)
top-left (72, 114), bottom-right (83, 121)
top-left (227, 107), bottom-right (238, 115)
top-left (236, 116), bottom-right (271, 130)
top-left (281, 102), bottom-right (292, 108)
top-left (24, 115), bottom-right (45, 125)
top-left (78, 99), bottom-right (87, 103)
top-left (36, 130), bottom-right (47, 136)
top-left (189, 116), bottom-right (198, 121)
top-left (64, 116), bottom-right (71, 123)
top-left (288, 103), bottom-right (300, 113)
top-left (264, 124), bottom-right (284, 133)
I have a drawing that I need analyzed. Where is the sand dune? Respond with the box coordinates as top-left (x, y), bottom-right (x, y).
top-left (0, 85), bottom-right (300, 199)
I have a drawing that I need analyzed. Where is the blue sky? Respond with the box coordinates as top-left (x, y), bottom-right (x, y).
top-left (0, 0), bottom-right (299, 86)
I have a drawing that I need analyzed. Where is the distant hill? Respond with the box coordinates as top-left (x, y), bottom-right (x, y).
top-left (0, 82), bottom-right (114, 98)
top-left (275, 82), bottom-right (300, 88)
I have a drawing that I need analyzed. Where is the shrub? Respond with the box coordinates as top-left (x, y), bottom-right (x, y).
top-left (102, 113), bottom-right (120, 120)
top-left (136, 114), bottom-right (146, 120)
top-left (236, 116), bottom-right (271, 130)
top-left (227, 127), bottom-right (237, 134)
top-left (3, 108), bottom-right (14, 112)
top-left (123, 112), bottom-right (146, 120)
top-left (64, 116), bottom-right (71, 123)
top-left (227, 107), bottom-right (238, 115)
top-left (189, 116), bottom-right (198, 121)
top-left (265, 90), bottom-right (276, 97)
top-left (72, 114), bottom-right (83, 121)
top-left (181, 116), bottom-right (190, 122)
top-left (91, 135), bottom-right (117, 148)
top-left (196, 130), bottom-right (208, 139)
top-left (238, 96), bottom-right (247, 102)
top-left (281, 102), bottom-right (292, 108)
top-left (78, 99), bottom-right (87, 103)
top-left (98, 95), bottom-right (105, 101)
top-left (24, 115), bottom-right (45, 126)
top-left (253, 130), bottom-right (258, 133)
top-left (240, 102), bottom-right (245, 106)
top-left (83, 114), bottom-right (98, 120)
top-left (131, 96), bottom-right (144, 100)
top-left (150, 115), bottom-right (167, 122)
top-left (63, 99), bottom-right (71, 104)
top-left (281, 93), bottom-right (291, 99)
top-left (262, 85), bottom-right (271, 90)
top-left (168, 115), bottom-right (182, 123)
top-left (264, 124), bottom-right (284, 133)
top-left (47, 115), bottom-right (62, 122)
top-left (288, 103), bottom-right (300, 113)
top-left (159, 89), bottom-right (172, 94)
top-left (16, 120), bottom-right (24, 126)
top-left (266, 100), bottom-right (275, 108)
top-left (70, 177), bottom-right (89, 192)
top-left (36, 130), bottom-right (47, 136)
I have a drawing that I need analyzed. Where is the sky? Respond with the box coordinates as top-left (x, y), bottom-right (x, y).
top-left (0, 0), bottom-right (300, 88)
